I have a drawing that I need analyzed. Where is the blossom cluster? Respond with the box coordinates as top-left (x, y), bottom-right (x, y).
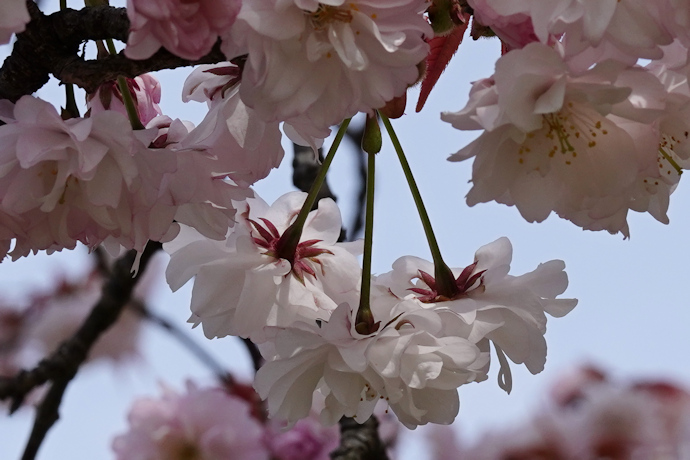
top-left (165, 193), bottom-right (576, 427)
top-left (443, 0), bottom-right (690, 236)
top-left (0, 0), bottom-right (585, 434)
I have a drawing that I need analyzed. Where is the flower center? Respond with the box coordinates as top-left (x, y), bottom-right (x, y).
top-left (249, 218), bottom-right (333, 283)
top-left (308, 4), bottom-right (354, 30)
top-left (409, 262), bottom-right (485, 303)
top-left (518, 101), bottom-right (610, 168)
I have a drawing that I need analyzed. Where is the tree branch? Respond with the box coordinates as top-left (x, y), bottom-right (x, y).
top-left (0, 3), bottom-right (225, 101)
top-left (0, 242), bottom-right (161, 459)
top-left (330, 416), bottom-right (389, 460)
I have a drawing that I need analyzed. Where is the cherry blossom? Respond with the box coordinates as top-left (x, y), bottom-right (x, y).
top-left (442, 42), bottom-right (674, 236)
top-left (377, 237), bottom-right (577, 393)
top-left (180, 63), bottom-right (285, 187)
top-left (221, 0), bottom-right (431, 138)
top-left (456, 368), bottom-right (690, 459)
top-left (466, 0), bottom-right (538, 50)
top-left (0, 96), bottom-right (253, 261)
top-left (0, 0), bottom-right (30, 45)
top-left (125, 0), bottom-right (241, 60)
top-left (265, 411), bottom-right (339, 460)
top-left (88, 74), bottom-right (163, 127)
top-left (255, 300), bottom-right (488, 428)
top-left (164, 192), bottom-right (362, 341)
top-left (0, 96), bottom-right (175, 258)
top-left (112, 382), bottom-right (269, 460)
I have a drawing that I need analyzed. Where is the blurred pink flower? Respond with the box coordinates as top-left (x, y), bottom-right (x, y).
top-left (88, 74), bottom-right (163, 127)
top-left (266, 414), bottom-right (339, 460)
top-left (113, 381), bottom-right (269, 460)
top-left (0, 0), bottom-right (29, 44)
top-left (125, 0), bottom-right (241, 60)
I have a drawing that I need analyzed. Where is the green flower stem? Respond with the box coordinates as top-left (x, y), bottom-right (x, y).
top-left (105, 38), bottom-right (145, 130)
top-left (276, 119), bottom-right (351, 260)
top-left (356, 149), bottom-right (377, 334)
top-left (380, 114), bottom-right (457, 297)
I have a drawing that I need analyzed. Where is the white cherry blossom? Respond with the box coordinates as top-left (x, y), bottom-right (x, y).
top-left (180, 63), bottom-right (285, 187)
top-left (221, 0), bottom-right (431, 136)
top-left (164, 191), bottom-right (362, 341)
top-left (377, 237), bottom-right (577, 393)
top-left (255, 300), bottom-right (488, 429)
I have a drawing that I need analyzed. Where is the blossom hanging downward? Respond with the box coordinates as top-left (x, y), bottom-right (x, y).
top-left (255, 300), bottom-right (489, 429)
top-left (377, 237), bottom-right (577, 393)
top-left (164, 191), bottom-right (362, 341)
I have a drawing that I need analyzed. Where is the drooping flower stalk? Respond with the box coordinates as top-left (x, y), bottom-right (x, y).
top-left (274, 118), bottom-right (351, 263)
top-left (380, 114), bottom-right (457, 298)
top-left (105, 38), bottom-right (145, 130)
top-left (355, 117), bottom-right (379, 334)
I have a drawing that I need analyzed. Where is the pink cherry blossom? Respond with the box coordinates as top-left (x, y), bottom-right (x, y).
top-left (164, 191), bottom-right (362, 341)
top-left (221, 0), bottom-right (431, 137)
top-left (466, 0), bottom-right (538, 50)
top-left (456, 367), bottom-right (690, 459)
top-left (0, 97), bottom-right (249, 261)
top-left (88, 74), bottom-right (163, 126)
top-left (0, 0), bottom-right (30, 44)
top-left (442, 43), bottom-right (672, 236)
top-left (266, 412), bottom-right (339, 460)
top-left (125, 0), bottom-right (241, 60)
top-left (112, 382), bottom-right (270, 460)
top-left (0, 96), bottom-right (173, 258)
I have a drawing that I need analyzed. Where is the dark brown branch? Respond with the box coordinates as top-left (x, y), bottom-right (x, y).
top-left (0, 242), bottom-right (161, 460)
top-left (55, 45), bottom-right (226, 94)
top-left (344, 122), bottom-right (367, 241)
top-left (330, 416), bottom-right (389, 460)
top-left (0, 3), bottom-right (225, 101)
top-left (292, 144), bottom-right (338, 205)
top-left (21, 378), bottom-right (69, 460)
top-left (240, 337), bottom-right (264, 373)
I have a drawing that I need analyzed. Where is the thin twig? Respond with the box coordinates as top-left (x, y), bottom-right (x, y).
top-left (129, 300), bottom-right (233, 384)
top-left (240, 338), bottom-right (263, 373)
